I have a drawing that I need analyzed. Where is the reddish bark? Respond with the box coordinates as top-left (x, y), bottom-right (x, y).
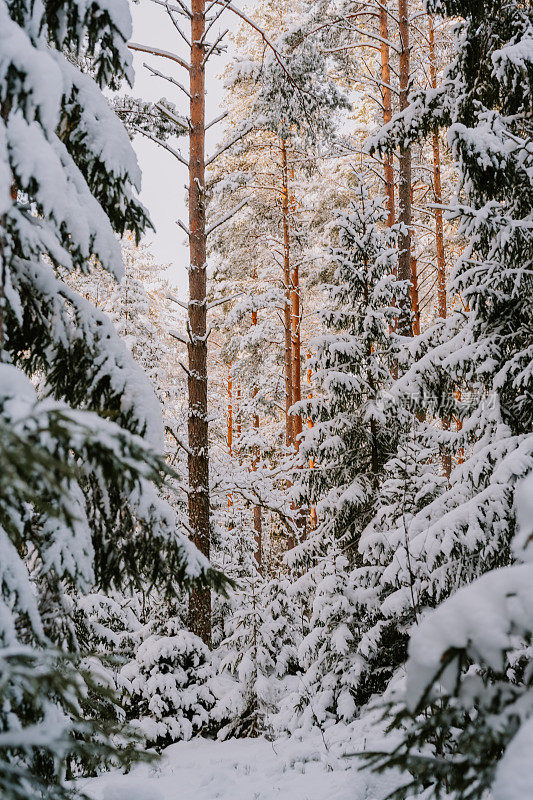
top-left (187, 0), bottom-right (211, 644)
top-left (379, 0), bottom-right (395, 228)
top-left (251, 305), bottom-right (262, 569)
top-left (227, 363), bottom-right (233, 457)
top-left (428, 15), bottom-right (451, 477)
top-left (281, 139), bottom-right (294, 449)
top-left (397, 0), bottom-right (413, 337)
top-left (410, 256), bottom-right (420, 336)
top-left (291, 256), bottom-right (302, 447)
top-left (306, 355), bottom-right (317, 530)
top-left (429, 16), bottom-right (447, 321)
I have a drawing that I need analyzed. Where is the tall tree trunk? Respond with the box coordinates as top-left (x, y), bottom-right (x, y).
top-left (379, 0), bottom-right (395, 227)
top-left (429, 15), bottom-right (451, 477)
top-left (236, 385), bottom-right (241, 442)
top-left (429, 16), bottom-right (446, 321)
top-left (410, 256), bottom-right (420, 335)
top-left (187, 0), bottom-right (211, 644)
top-left (291, 259), bottom-right (302, 446)
top-left (398, 0), bottom-right (413, 337)
top-left (306, 354), bottom-right (317, 529)
top-left (227, 363), bottom-right (233, 457)
top-left (251, 305), bottom-right (262, 569)
top-left (281, 139), bottom-right (293, 449)
top-left (227, 363), bottom-right (233, 509)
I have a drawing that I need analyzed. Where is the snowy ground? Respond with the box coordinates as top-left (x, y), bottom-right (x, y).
top-left (83, 717), bottom-right (403, 800)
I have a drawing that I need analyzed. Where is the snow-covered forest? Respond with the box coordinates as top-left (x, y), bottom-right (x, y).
top-left (1, 0), bottom-right (533, 798)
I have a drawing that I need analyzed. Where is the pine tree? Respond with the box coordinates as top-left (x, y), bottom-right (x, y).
top-left (0, 0), bottom-right (222, 794)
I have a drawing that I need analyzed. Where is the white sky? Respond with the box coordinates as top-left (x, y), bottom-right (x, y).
top-left (129, 1), bottom-right (249, 296)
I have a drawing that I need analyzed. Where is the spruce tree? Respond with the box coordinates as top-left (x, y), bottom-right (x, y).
top-left (362, 0), bottom-right (533, 795)
top-left (295, 179), bottom-right (402, 552)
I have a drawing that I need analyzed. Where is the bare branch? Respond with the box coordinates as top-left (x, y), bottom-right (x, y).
top-left (131, 124), bottom-right (189, 167)
top-left (128, 41), bottom-right (190, 71)
top-left (169, 329), bottom-right (189, 344)
top-left (206, 124), bottom-right (254, 165)
top-left (206, 199), bottom-right (248, 235)
top-left (148, 0), bottom-right (192, 18)
top-left (177, 218), bottom-right (191, 236)
top-left (144, 62), bottom-right (192, 100)
top-left (166, 292), bottom-right (189, 309)
top-left (165, 2), bottom-right (192, 46)
top-left (202, 28), bottom-right (229, 65)
top-left (202, 0), bottom-right (233, 42)
top-left (207, 292), bottom-right (244, 310)
top-left (205, 111), bottom-right (229, 130)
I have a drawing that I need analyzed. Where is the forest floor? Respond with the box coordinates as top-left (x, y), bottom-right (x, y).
top-left (82, 713), bottom-right (403, 800)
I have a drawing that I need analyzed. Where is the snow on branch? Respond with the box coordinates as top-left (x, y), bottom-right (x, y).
top-left (206, 125), bottom-right (254, 165)
top-left (144, 62), bottom-right (192, 100)
top-left (128, 41), bottom-right (190, 71)
top-left (131, 125), bottom-right (189, 167)
top-left (206, 200), bottom-right (248, 236)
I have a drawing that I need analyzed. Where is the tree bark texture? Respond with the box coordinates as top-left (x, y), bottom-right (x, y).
top-left (281, 139), bottom-right (294, 449)
top-left (380, 0), bottom-right (395, 228)
top-left (398, 0), bottom-right (413, 337)
top-left (428, 16), bottom-right (447, 321)
top-left (187, 0), bottom-right (211, 645)
top-left (251, 305), bottom-right (262, 568)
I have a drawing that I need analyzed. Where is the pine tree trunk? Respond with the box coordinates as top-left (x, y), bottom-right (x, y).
top-left (251, 306), bottom-right (262, 567)
top-left (306, 355), bottom-right (317, 529)
top-left (429, 16), bottom-right (446, 320)
top-left (227, 363), bottom-right (233, 508)
top-left (281, 139), bottom-right (294, 449)
top-left (428, 15), bottom-right (451, 477)
top-left (227, 363), bottom-right (233, 457)
top-left (380, 0), bottom-right (395, 227)
top-left (187, 0), bottom-right (211, 645)
top-left (398, 0), bottom-right (413, 337)
top-left (291, 258), bottom-right (302, 446)
top-left (410, 256), bottom-right (420, 335)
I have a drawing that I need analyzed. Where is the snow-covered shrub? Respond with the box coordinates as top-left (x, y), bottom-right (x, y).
top-left (122, 620), bottom-right (215, 748)
top-left (348, 420), bottom-right (446, 707)
top-left (289, 554), bottom-right (359, 732)
top-left (78, 593), bottom-right (144, 658)
top-left (364, 473), bottom-right (533, 800)
top-left (215, 574), bottom-right (303, 738)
